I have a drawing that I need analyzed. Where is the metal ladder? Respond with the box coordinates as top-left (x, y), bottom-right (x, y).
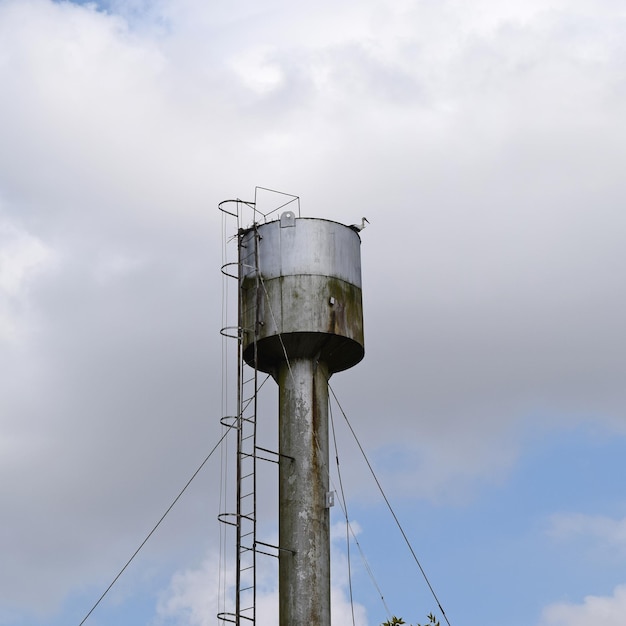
top-left (218, 192), bottom-right (299, 626)
top-left (234, 226), bottom-right (260, 624)
top-left (218, 202), bottom-right (265, 626)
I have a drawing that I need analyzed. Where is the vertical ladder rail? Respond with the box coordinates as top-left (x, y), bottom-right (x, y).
top-left (219, 195), bottom-right (287, 626)
top-left (236, 225), bottom-right (260, 624)
top-left (219, 200), bottom-right (261, 626)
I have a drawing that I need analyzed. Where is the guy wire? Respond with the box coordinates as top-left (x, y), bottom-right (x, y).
top-left (78, 431), bottom-right (229, 626)
top-left (328, 384), bottom-right (452, 626)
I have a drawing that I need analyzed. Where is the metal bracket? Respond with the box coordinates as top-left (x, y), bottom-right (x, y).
top-left (280, 210), bottom-right (296, 228)
top-left (325, 491), bottom-right (335, 508)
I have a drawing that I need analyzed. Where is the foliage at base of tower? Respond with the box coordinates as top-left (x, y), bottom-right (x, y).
top-left (381, 613), bottom-right (440, 626)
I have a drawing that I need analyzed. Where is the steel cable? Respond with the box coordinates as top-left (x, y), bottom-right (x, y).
top-left (329, 399), bottom-right (357, 626)
top-left (328, 384), bottom-right (452, 626)
top-left (78, 430), bottom-right (229, 625)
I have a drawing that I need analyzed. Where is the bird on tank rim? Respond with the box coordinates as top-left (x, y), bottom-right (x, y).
top-left (349, 217), bottom-right (369, 232)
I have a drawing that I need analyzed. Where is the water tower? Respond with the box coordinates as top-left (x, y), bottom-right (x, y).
top-left (219, 193), bottom-right (364, 626)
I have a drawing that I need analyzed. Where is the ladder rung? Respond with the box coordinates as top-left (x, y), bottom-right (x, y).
top-left (233, 345), bottom-right (261, 623)
top-left (241, 607), bottom-right (254, 615)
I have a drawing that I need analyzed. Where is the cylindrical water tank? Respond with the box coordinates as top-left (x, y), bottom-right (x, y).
top-left (239, 211), bottom-right (364, 375)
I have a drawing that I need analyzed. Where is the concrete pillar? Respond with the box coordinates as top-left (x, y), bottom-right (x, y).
top-left (278, 358), bottom-right (331, 626)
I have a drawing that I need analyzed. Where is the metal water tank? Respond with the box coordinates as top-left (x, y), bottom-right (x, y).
top-left (239, 211), bottom-right (364, 375)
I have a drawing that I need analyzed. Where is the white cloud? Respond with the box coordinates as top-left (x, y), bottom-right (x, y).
top-left (0, 215), bottom-right (56, 341)
top-left (93, 251), bottom-right (147, 283)
top-left (0, 222), bottom-right (51, 296)
top-left (2, 0), bottom-right (626, 621)
top-left (230, 46), bottom-right (286, 95)
top-left (156, 554), bottom-right (226, 626)
top-left (547, 513), bottom-right (626, 556)
top-left (157, 526), bottom-right (368, 626)
top-left (540, 584), bottom-right (626, 626)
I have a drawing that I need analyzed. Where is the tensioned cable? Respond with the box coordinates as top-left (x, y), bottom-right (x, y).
top-left (256, 268), bottom-right (296, 386)
top-left (329, 397), bottom-right (356, 626)
top-left (238, 222), bottom-right (298, 389)
top-left (328, 384), bottom-right (452, 626)
top-left (78, 430), bottom-right (229, 626)
top-left (250, 249), bottom-right (444, 622)
top-left (329, 476), bottom-right (392, 619)
top-left (299, 372), bottom-right (392, 621)
top-left (253, 266), bottom-right (391, 620)
top-left (328, 393), bottom-right (392, 619)
top-left (239, 214), bottom-right (426, 622)
top-left (253, 255), bottom-right (383, 621)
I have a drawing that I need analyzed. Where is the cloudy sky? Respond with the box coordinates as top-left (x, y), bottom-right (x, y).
top-left (2, 0), bottom-right (626, 624)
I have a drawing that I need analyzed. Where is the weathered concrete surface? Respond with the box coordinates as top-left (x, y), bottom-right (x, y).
top-left (278, 358), bottom-right (331, 626)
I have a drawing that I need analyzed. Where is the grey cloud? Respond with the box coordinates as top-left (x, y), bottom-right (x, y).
top-left (2, 0), bottom-right (626, 620)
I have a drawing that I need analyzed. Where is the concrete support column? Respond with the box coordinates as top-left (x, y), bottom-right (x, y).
top-left (278, 357), bottom-right (331, 626)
